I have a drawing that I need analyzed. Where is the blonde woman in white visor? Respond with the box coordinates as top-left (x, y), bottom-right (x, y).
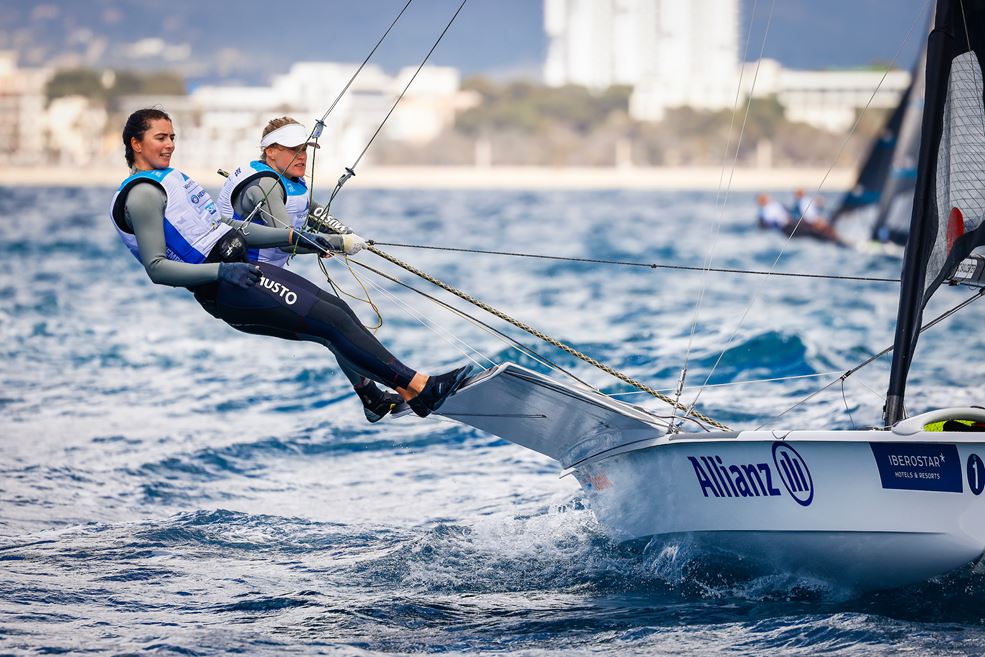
top-left (216, 116), bottom-right (424, 422)
top-left (218, 117), bottom-right (366, 266)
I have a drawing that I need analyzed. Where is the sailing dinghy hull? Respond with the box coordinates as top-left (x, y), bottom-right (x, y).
top-left (573, 431), bottom-right (985, 589)
top-left (439, 364), bottom-right (985, 589)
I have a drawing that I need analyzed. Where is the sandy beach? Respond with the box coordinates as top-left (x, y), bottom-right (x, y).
top-left (0, 165), bottom-right (855, 191)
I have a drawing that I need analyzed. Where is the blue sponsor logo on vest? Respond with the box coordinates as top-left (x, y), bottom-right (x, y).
top-left (687, 443), bottom-right (814, 506)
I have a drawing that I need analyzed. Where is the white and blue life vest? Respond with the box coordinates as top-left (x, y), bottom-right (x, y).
top-left (110, 167), bottom-right (230, 265)
top-left (216, 160), bottom-right (310, 268)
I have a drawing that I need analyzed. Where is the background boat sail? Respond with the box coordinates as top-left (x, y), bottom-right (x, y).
top-left (438, 0), bottom-right (985, 590)
top-left (832, 20), bottom-right (930, 248)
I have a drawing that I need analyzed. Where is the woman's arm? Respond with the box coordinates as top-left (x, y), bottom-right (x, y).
top-left (229, 178), bottom-right (301, 249)
top-left (231, 178), bottom-right (349, 254)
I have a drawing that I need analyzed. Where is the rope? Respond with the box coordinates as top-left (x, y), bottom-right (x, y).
top-left (316, 0), bottom-right (415, 129)
top-left (371, 241), bottom-right (899, 283)
top-left (310, 0), bottom-right (415, 199)
top-left (346, 257), bottom-right (597, 390)
top-left (304, 0), bottom-right (416, 220)
top-left (317, 256), bottom-right (384, 331)
top-left (356, 267), bottom-right (494, 371)
top-left (366, 244), bottom-right (731, 431)
top-left (221, 0), bottom-right (416, 264)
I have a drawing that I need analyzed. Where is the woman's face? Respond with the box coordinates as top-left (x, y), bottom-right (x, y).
top-left (132, 119), bottom-right (175, 170)
top-left (265, 143), bottom-right (308, 179)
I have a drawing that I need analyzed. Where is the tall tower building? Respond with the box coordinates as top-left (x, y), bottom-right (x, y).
top-left (544, 0), bottom-right (739, 120)
top-left (544, 0), bottom-right (657, 89)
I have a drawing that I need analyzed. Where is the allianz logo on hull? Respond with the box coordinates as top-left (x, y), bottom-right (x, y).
top-left (687, 443), bottom-right (814, 506)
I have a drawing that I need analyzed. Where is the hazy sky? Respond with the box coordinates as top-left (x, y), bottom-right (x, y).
top-left (1, 0), bottom-right (932, 84)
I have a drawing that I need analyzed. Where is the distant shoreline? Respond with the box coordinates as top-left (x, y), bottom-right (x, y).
top-left (0, 165), bottom-right (854, 191)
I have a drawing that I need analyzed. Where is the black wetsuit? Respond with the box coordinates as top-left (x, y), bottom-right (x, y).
top-left (120, 180), bottom-right (417, 391)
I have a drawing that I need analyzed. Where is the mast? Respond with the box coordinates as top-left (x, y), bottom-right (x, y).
top-left (886, 0), bottom-right (985, 426)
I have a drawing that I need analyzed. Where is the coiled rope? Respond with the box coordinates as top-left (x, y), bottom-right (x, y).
top-left (366, 244), bottom-right (731, 431)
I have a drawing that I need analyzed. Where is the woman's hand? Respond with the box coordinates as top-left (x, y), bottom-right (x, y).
top-left (218, 262), bottom-right (261, 288)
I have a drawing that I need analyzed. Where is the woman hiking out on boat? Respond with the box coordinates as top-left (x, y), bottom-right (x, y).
top-left (216, 115), bottom-right (409, 422)
top-left (110, 108), bottom-right (472, 421)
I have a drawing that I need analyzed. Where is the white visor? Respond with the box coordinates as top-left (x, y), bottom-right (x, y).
top-left (260, 123), bottom-right (319, 149)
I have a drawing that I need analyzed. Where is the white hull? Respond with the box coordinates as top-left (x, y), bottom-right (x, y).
top-left (572, 432), bottom-right (985, 588)
top-left (440, 364), bottom-right (985, 589)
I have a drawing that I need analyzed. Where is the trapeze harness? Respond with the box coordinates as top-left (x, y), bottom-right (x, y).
top-left (216, 160), bottom-right (310, 267)
top-left (110, 168), bottom-right (416, 390)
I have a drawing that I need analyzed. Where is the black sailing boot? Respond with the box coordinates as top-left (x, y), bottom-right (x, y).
top-left (407, 365), bottom-right (474, 418)
top-left (356, 382), bottom-right (408, 424)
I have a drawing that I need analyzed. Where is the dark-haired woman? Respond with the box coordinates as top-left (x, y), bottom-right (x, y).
top-left (110, 108), bottom-right (472, 420)
top-left (215, 116), bottom-right (404, 422)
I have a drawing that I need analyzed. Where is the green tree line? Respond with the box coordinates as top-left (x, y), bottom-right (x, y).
top-left (46, 69), bottom-right (186, 105)
top-left (376, 77), bottom-right (886, 168)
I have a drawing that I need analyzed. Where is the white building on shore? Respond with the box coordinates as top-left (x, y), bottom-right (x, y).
top-left (545, 0), bottom-right (740, 119)
top-left (119, 62), bottom-right (476, 173)
top-left (544, 1), bottom-right (910, 132)
top-left (0, 51), bottom-right (52, 165)
top-left (544, 0), bottom-right (660, 89)
top-left (629, 0), bottom-right (740, 120)
top-left (740, 59), bottom-right (911, 132)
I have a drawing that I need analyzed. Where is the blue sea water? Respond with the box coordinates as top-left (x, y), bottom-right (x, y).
top-left (1, 185), bottom-right (984, 656)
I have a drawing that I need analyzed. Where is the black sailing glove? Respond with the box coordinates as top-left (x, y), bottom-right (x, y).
top-left (290, 230), bottom-right (336, 255)
top-left (217, 262), bottom-right (261, 288)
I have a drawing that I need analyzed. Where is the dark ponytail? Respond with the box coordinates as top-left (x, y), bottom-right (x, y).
top-left (122, 108), bottom-right (172, 167)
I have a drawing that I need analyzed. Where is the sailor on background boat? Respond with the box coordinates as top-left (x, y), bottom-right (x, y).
top-left (793, 188), bottom-right (827, 226)
top-left (216, 116), bottom-right (405, 422)
top-left (791, 188), bottom-right (843, 243)
top-left (756, 193), bottom-right (791, 230)
top-left (110, 108), bottom-right (472, 421)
